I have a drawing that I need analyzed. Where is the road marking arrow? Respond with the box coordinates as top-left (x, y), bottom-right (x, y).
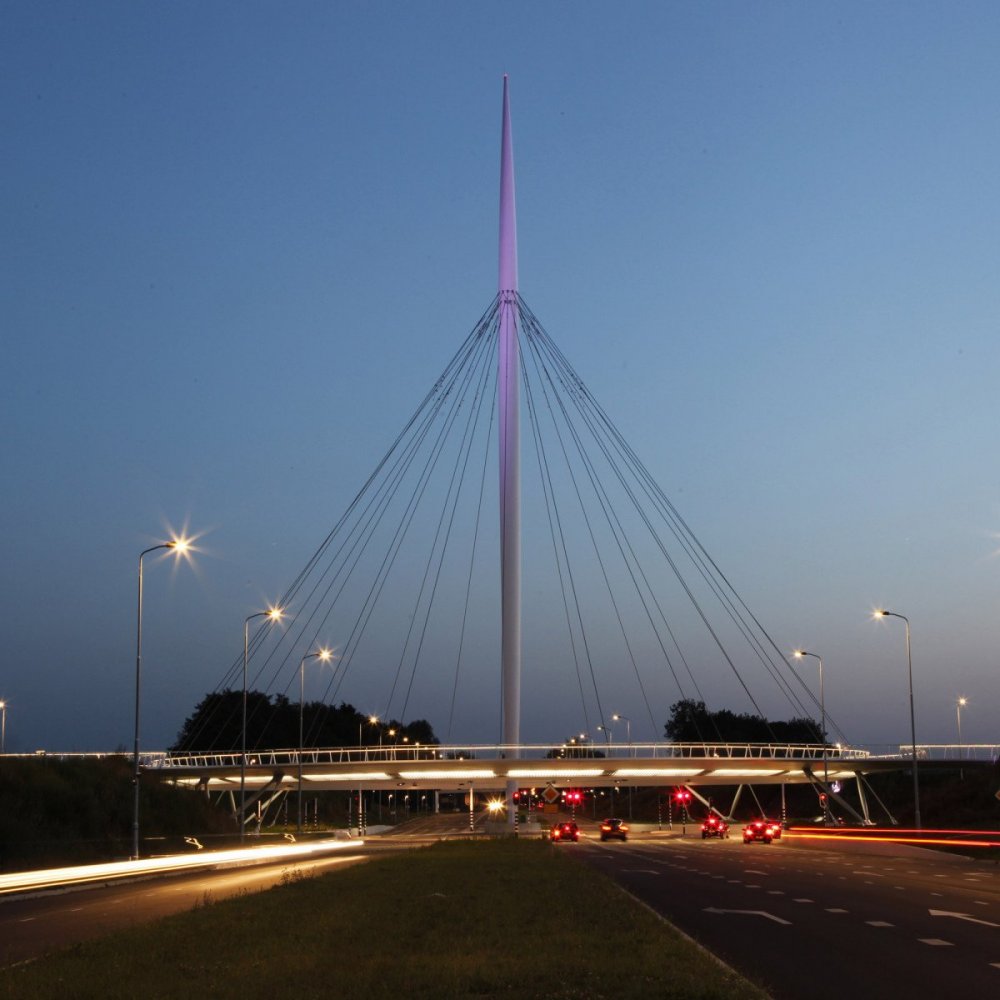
top-left (929, 909), bottom-right (1000, 928)
top-left (704, 907), bottom-right (791, 925)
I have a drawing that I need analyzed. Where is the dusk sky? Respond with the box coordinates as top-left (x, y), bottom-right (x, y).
top-left (4, 2), bottom-right (1000, 753)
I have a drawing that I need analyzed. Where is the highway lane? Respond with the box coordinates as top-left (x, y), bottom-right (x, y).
top-left (0, 845), bottom-right (401, 968)
top-left (576, 834), bottom-right (1000, 999)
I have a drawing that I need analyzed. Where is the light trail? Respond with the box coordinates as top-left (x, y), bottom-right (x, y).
top-left (0, 838), bottom-right (362, 896)
top-left (786, 829), bottom-right (1000, 849)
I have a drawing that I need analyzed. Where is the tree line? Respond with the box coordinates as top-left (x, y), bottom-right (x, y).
top-left (172, 689), bottom-right (437, 753)
top-left (664, 699), bottom-right (822, 744)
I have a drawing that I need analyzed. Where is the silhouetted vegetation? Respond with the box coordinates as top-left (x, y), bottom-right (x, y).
top-left (664, 698), bottom-right (822, 744)
top-left (0, 756), bottom-right (232, 871)
top-left (172, 689), bottom-right (437, 753)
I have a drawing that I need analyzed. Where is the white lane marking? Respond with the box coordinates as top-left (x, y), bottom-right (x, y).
top-left (744, 870), bottom-right (768, 875)
top-left (930, 892), bottom-right (942, 897)
top-left (767, 890), bottom-right (784, 895)
top-left (793, 898), bottom-right (813, 903)
top-left (867, 921), bottom-right (893, 927)
top-left (703, 907), bottom-right (791, 925)
top-left (621, 869), bottom-right (660, 875)
top-left (919, 939), bottom-right (953, 947)
top-left (18, 917), bottom-right (35, 923)
top-left (990, 963), bottom-right (1000, 970)
top-left (975, 901), bottom-right (990, 906)
top-left (745, 885), bottom-right (761, 889)
top-left (727, 879), bottom-right (742, 884)
top-left (826, 908), bottom-right (849, 913)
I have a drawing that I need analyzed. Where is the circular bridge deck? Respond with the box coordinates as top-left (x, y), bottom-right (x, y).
top-left (148, 742), bottom-right (911, 793)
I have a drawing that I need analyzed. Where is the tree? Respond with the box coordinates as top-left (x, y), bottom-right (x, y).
top-left (173, 692), bottom-right (439, 753)
top-left (664, 699), bottom-right (822, 744)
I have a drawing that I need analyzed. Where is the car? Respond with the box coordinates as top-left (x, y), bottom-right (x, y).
top-left (599, 818), bottom-right (629, 842)
top-left (742, 819), bottom-right (781, 844)
top-left (549, 821), bottom-right (579, 842)
top-left (701, 815), bottom-right (729, 839)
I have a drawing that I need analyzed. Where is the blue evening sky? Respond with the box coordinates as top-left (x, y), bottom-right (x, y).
top-left (3, 2), bottom-right (999, 751)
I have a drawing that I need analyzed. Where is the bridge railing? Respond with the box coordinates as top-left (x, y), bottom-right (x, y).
top-left (153, 741), bottom-right (871, 770)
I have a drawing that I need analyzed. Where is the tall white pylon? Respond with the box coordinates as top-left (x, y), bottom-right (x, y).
top-left (498, 75), bottom-right (521, 828)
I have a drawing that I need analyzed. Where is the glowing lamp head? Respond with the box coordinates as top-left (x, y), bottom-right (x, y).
top-left (368, 715), bottom-right (379, 725)
top-left (169, 536), bottom-right (192, 555)
top-left (612, 713), bottom-right (621, 721)
top-left (793, 649), bottom-right (804, 659)
top-left (958, 696), bottom-right (968, 707)
top-left (873, 609), bottom-right (888, 619)
top-left (317, 648), bottom-right (333, 662)
top-left (267, 606), bottom-right (284, 622)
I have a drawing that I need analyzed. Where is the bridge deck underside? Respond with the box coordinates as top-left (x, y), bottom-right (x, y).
top-left (150, 756), bottom-right (964, 793)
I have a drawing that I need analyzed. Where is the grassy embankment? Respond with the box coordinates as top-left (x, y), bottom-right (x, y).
top-left (0, 838), bottom-right (769, 1000)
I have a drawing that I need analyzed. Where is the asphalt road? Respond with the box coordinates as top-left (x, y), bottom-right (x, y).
top-left (576, 832), bottom-right (1000, 999)
top-left (0, 848), bottom-right (382, 968)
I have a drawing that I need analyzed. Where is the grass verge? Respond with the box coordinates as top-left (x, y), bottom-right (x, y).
top-left (0, 839), bottom-right (768, 999)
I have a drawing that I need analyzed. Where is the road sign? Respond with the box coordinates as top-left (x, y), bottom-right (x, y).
top-left (542, 784), bottom-right (559, 804)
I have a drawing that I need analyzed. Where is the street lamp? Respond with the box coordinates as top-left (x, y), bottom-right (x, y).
top-left (0, 700), bottom-right (6, 754)
top-left (793, 650), bottom-right (828, 824)
top-left (298, 647), bottom-right (332, 833)
top-left (134, 536), bottom-right (191, 860)
top-left (874, 609), bottom-right (921, 829)
top-left (957, 696), bottom-right (968, 779)
top-left (612, 714), bottom-right (633, 818)
top-left (956, 696), bottom-right (967, 752)
top-left (612, 714), bottom-right (632, 755)
top-left (241, 605), bottom-right (284, 843)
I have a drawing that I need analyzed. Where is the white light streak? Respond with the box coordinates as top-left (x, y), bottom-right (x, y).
top-left (0, 839), bottom-right (360, 897)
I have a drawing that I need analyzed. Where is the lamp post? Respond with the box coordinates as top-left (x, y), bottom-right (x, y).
top-left (241, 606), bottom-right (284, 843)
top-left (957, 696), bottom-right (968, 780)
top-left (134, 536), bottom-right (190, 860)
top-left (875, 609), bottom-right (921, 829)
top-left (596, 723), bottom-right (612, 750)
top-left (612, 714), bottom-right (633, 818)
top-left (793, 650), bottom-right (828, 824)
top-left (0, 700), bottom-right (6, 754)
top-left (298, 648), bottom-right (332, 833)
top-left (612, 714), bottom-right (632, 754)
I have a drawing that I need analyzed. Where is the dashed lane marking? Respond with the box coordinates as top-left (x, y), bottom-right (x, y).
top-left (793, 898), bottom-right (813, 903)
top-left (767, 890), bottom-right (784, 895)
top-left (919, 939), bottom-right (953, 947)
top-left (866, 921), bottom-right (893, 927)
top-left (826, 908), bottom-right (849, 913)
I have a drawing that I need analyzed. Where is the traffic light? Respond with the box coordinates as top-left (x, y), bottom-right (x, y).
top-left (819, 793), bottom-right (828, 807)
